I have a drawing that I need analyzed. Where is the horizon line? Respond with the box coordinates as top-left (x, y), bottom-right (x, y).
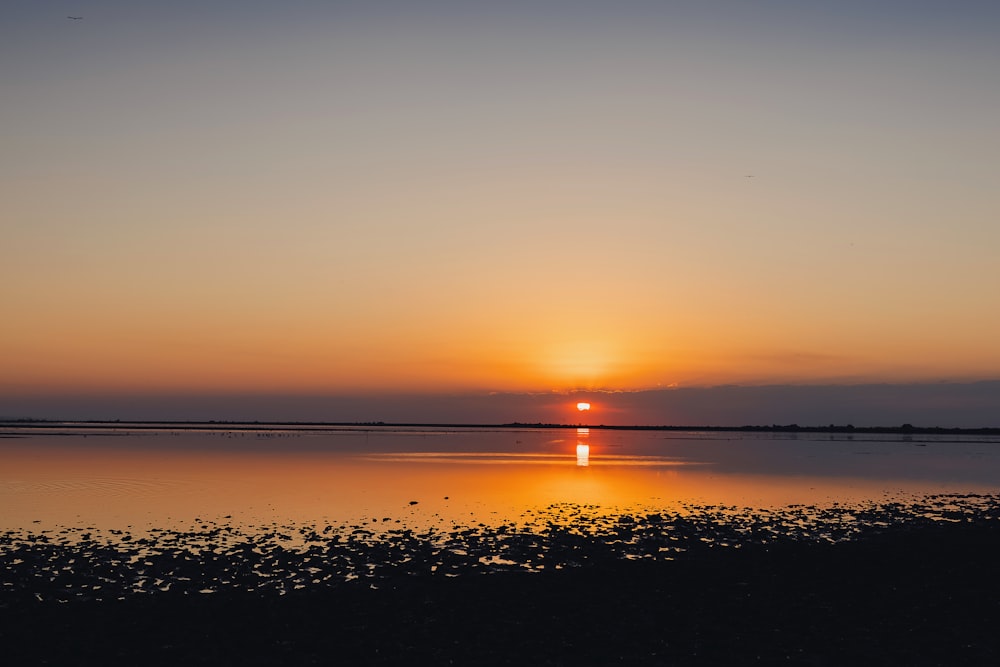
top-left (3, 419), bottom-right (999, 435)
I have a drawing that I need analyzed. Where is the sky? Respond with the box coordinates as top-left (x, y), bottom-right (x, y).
top-left (3, 1), bottom-right (1000, 425)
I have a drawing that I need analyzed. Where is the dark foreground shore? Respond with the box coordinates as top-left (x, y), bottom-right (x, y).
top-left (4, 519), bottom-right (1000, 666)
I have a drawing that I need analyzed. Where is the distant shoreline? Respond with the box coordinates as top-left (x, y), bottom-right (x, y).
top-left (2, 419), bottom-right (999, 436)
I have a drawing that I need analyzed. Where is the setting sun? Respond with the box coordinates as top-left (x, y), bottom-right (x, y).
top-left (577, 402), bottom-right (591, 412)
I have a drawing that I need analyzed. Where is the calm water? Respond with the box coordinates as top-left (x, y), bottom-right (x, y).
top-left (5, 423), bottom-right (1000, 600)
top-left (4, 424), bottom-right (1000, 534)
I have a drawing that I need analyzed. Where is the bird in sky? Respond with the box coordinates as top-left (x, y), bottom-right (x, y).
top-left (67, 16), bottom-right (84, 20)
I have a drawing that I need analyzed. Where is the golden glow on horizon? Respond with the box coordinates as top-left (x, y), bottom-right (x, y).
top-left (8, 267), bottom-right (999, 398)
top-left (539, 340), bottom-right (619, 389)
top-left (5, 312), bottom-right (1000, 397)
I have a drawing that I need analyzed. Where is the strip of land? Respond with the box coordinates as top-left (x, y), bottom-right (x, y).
top-left (3, 419), bottom-right (999, 435)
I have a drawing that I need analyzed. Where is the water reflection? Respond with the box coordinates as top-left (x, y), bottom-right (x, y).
top-left (2, 424), bottom-right (1000, 537)
top-left (576, 427), bottom-right (590, 467)
top-left (4, 423), bottom-right (1000, 605)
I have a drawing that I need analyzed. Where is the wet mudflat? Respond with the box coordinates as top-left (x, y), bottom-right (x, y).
top-left (3, 495), bottom-right (999, 666)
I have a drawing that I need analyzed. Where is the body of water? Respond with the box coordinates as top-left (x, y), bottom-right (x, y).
top-left (4, 423), bottom-right (1000, 600)
top-left (3, 424), bottom-right (999, 534)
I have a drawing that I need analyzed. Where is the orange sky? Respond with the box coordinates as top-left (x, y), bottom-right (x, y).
top-left (4, 3), bottom-right (1000, 403)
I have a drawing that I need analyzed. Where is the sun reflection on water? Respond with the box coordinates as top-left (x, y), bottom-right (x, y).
top-left (576, 427), bottom-right (590, 467)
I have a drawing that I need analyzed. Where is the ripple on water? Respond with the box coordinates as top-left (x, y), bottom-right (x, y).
top-left (0, 477), bottom-right (199, 496)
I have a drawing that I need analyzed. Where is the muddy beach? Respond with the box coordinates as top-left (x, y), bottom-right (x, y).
top-left (3, 495), bottom-right (999, 665)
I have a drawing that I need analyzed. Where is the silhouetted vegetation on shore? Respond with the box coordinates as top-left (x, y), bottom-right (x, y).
top-left (3, 419), bottom-right (999, 435)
